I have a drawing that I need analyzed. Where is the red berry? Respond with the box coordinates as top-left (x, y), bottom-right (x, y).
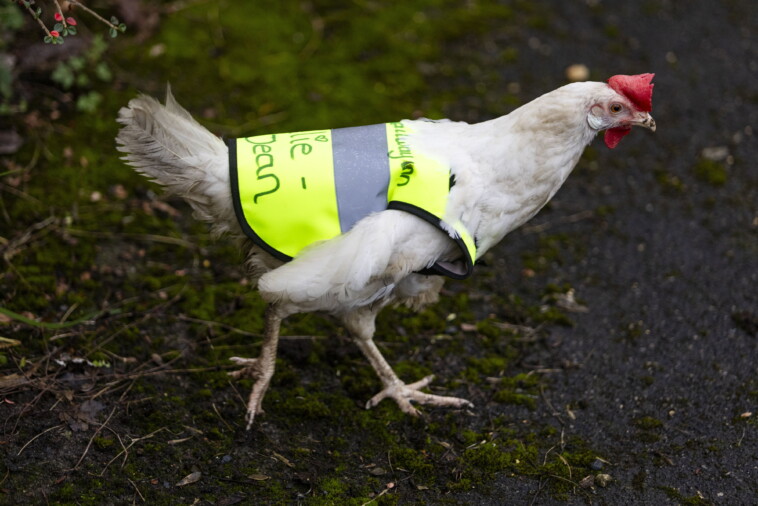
top-left (66, 17), bottom-right (77, 26)
top-left (54, 12), bottom-right (63, 21)
top-left (50, 30), bottom-right (60, 37)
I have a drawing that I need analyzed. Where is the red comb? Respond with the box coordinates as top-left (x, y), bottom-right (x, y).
top-left (607, 73), bottom-right (654, 112)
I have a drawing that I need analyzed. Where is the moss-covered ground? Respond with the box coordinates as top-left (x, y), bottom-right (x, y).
top-left (1, 0), bottom-right (756, 504)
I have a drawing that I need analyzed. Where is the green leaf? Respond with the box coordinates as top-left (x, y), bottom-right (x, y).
top-left (67, 26), bottom-right (77, 36)
top-left (76, 73), bottom-right (90, 87)
top-left (68, 56), bottom-right (85, 71)
top-left (0, 307), bottom-right (100, 330)
top-left (88, 35), bottom-right (108, 59)
top-left (0, 3), bottom-right (25, 30)
top-left (118, 23), bottom-right (127, 33)
top-left (54, 22), bottom-right (64, 32)
top-left (109, 26), bottom-right (118, 38)
top-left (110, 15), bottom-right (119, 24)
top-left (76, 91), bottom-right (102, 113)
top-left (51, 62), bottom-right (75, 89)
top-left (0, 337), bottom-right (21, 349)
top-left (94, 62), bottom-right (112, 82)
top-left (44, 35), bottom-right (52, 44)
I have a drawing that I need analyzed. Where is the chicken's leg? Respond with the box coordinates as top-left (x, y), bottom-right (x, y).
top-left (342, 308), bottom-right (473, 416)
top-left (229, 304), bottom-right (282, 429)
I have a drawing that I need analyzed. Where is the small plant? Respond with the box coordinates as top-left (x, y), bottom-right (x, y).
top-left (50, 34), bottom-right (113, 112)
top-left (15, 0), bottom-right (126, 44)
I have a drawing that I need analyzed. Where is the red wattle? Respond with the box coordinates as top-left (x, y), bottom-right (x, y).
top-left (605, 127), bottom-right (631, 149)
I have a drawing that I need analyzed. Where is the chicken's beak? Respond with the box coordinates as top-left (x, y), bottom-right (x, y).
top-left (633, 112), bottom-right (656, 132)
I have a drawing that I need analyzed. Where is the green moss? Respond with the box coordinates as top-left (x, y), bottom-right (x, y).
top-left (391, 447), bottom-right (435, 482)
top-left (459, 428), bottom-right (483, 446)
top-left (634, 416), bottom-right (663, 430)
top-left (464, 354), bottom-right (509, 382)
top-left (492, 373), bottom-right (541, 409)
top-left (658, 486), bottom-right (710, 505)
top-left (93, 436), bottom-right (115, 450)
top-left (500, 47), bottom-right (519, 63)
top-left (459, 442), bottom-right (512, 481)
top-left (277, 387), bottom-right (333, 419)
top-left (56, 482), bottom-right (76, 500)
top-left (693, 158), bottom-right (728, 186)
top-left (633, 469), bottom-right (647, 491)
top-left (655, 168), bottom-right (686, 192)
top-left (532, 305), bottom-right (574, 327)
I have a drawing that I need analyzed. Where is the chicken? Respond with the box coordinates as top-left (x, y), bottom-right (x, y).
top-left (116, 74), bottom-right (655, 428)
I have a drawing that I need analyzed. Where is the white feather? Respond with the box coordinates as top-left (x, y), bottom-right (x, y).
top-left (257, 210), bottom-right (456, 315)
top-left (116, 86), bottom-right (236, 238)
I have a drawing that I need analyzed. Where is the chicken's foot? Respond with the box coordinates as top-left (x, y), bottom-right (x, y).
top-left (366, 373), bottom-right (473, 415)
top-left (228, 305), bottom-right (282, 429)
top-left (353, 336), bottom-right (473, 415)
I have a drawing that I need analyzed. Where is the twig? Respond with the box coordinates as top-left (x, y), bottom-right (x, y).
top-left (1, 215), bottom-right (57, 261)
top-left (67, 0), bottom-right (120, 31)
top-left (72, 405), bottom-right (118, 470)
top-left (52, 0), bottom-right (68, 29)
top-left (212, 402), bottom-right (234, 432)
top-left (99, 427), bottom-right (166, 476)
top-left (539, 384), bottom-right (565, 426)
top-left (18, 0), bottom-right (55, 39)
top-left (58, 302), bottom-right (79, 325)
top-left (361, 483), bottom-right (395, 506)
top-left (528, 476), bottom-right (548, 506)
top-left (228, 379), bottom-right (247, 411)
top-left (0, 182), bottom-right (42, 205)
top-left (103, 425), bottom-right (129, 469)
top-left (128, 478), bottom-right (145, 502)
top-left (64, 228), bottom-right (199, 250)
top-left (546, 473), bottom-right (582, 492)
top-left (179, 315), bottom-right (261, 338)
top-left (17, 424), bottom-right (64, 456)
top-left (557, 454), bottom-right (572, 481)
top-left (736, 426), bottom-right (746, 447)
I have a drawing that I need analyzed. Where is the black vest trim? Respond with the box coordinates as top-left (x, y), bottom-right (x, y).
top-left (227, 138), bottom-right (293, 262)
top-left (387, 201), bottom-right (475, 280)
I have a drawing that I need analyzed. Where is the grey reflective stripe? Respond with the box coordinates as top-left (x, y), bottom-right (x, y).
top-left (331, 124), bottom-right (389, 233)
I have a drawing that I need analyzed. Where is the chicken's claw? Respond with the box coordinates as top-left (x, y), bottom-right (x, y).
top-left (228, 356), bottom-right (260, 380)
top-left (228, 356), bottom-right (270, 428)
top-left (366, 374), bottom-right (474, 415)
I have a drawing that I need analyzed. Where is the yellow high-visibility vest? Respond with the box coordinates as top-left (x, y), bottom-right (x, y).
top-left (228, 121), bottom-right (476, 279)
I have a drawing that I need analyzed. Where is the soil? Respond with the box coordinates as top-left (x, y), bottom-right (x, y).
top-left (1, 0), bottom-right (755, 504)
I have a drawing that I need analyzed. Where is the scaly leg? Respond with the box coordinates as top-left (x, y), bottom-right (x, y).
top-left (342, 308), bottom-right (473, 416)
top-left (228, 305), bottom-right (282, 429)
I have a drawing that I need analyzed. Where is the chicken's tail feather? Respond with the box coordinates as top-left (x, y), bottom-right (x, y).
top-left (116, 86), bottom-right (238, 237)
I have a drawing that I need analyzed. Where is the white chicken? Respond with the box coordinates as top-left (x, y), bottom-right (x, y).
top-left (116, 74), bottom-right (655, 428)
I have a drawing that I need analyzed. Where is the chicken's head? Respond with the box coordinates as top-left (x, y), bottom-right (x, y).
top-left (587, 73), bottom-right (656, 148)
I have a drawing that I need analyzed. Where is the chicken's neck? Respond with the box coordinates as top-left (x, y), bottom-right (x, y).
top-left (455, 84), bottom-right (601, 254)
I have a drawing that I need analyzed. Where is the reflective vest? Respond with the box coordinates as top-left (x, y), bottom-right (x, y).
top-left (227, 122), bottom-right (476, 279)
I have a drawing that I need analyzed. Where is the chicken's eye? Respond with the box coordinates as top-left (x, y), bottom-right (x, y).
top-left (610, 103), bottom-right (624, 114)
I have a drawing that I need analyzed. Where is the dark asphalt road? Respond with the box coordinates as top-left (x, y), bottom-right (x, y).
top-left (453, 1), bottom-right (757, 503)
